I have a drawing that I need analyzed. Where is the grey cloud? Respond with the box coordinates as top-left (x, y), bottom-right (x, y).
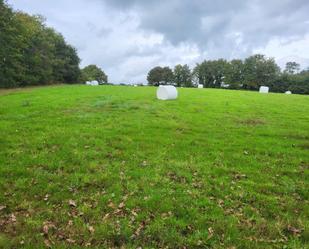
top-left (8, 0), bottom-right (309, 82)
top-left (105, 0), bottom-right (309, 57)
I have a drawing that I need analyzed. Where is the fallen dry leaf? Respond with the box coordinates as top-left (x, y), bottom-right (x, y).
top-left (10, 214), bottom-right (16, 223)
top-left (208, 227), bottom-right (214, 239)
top-left (43, 224), bottom-right (49, 235)
top-left (108, 201), bottom-right (116, 209)
top-left (88, 225), bottom-right (95, 234)
top-left (287, 225), bottom-right (302, 236)
top-left (68, 200), bottom-right (77, 207)
top-left (42, 221), bottom-right (56, 235)
top-left (44, 239), bottom-right (52, 248)
top-left (118, 202), bottom-right (125, 209)
top-left (103, 213), bottom-right (110, 220)
top-left (66, 238), bottom-right (76, 244)
top-left (0, 205), bottom-right (6, 211)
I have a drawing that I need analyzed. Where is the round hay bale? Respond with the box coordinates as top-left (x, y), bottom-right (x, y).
top-left (157, 85), bottom-right (178, 100)
top-left (259, 86), bottom-right (269, 94)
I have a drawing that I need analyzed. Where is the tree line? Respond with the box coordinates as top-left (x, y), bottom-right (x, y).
top-left (147, 55), bottom-right (309, 94)
top-left (0, 1), bottom-right (108, 88)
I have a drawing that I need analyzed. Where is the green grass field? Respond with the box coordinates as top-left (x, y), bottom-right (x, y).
top-left (0, 85), bottom-right (308, 248)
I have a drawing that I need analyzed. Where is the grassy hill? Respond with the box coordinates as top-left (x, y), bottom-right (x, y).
top-left (0, 85), bottom-right (308, 248)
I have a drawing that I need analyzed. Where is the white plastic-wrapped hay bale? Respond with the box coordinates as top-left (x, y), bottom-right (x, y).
top-left (198, 84), bottom-right (204, 89)
top-left (259, 86), bottom-right (269, 94)
top-left (285, 91), bottom-right (292, 94)
top-left (91, 80), bottom-right (99, 86)
top-left (157, 85), bottom-right (178, 100)
top-left (86, 81), bottom-right (91, 85)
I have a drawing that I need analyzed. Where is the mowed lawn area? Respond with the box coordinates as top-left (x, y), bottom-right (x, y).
top-left (0, 85), bottom-right (308, 248)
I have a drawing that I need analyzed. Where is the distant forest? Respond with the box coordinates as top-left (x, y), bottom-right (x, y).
top-left (147, 57), bottom-right (309, 94)
top-left (1, 0), bottom-right (309, 94)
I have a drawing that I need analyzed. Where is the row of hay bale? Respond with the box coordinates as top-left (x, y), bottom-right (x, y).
top-left (156, 85), bottom-right (293, 101)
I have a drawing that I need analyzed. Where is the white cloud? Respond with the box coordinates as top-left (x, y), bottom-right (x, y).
top-left (254, 35), bottom-right (309, 69)
top-left (8, 0), bottom-right (309, 83)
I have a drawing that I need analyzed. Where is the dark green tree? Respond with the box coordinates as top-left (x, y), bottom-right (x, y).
top-left (225, 59), bottom-right (244, 89)
top-left (0, 1), bottom-right (81, 88)
top-left (81, 65), bottom-right (108, 84)
top-left (193, 59), bottom-right (229, 88)
top-left (0, 1), bottom-right (24, 87)
top-left (174, 64), bottom-right (192, 87)
top-left (161, 67), bottom-right (174, 85)
top-left (147, 66), bottom-right (162, 86)
top-left (284, 62), bottom-right (300, 75)
top-left (147, 66), bottom-right (174, 86)
top-left (243, 54), bottom-right (280, 90)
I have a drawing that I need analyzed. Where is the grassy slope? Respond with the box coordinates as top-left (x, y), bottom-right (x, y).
top-left (0, 85), bottom-right (308, 248)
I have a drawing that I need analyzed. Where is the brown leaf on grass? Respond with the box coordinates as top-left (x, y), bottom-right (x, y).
top-left (0, 205), bottom-right (6, 211)
top-left (44, 239), bottom-right (52, 248)
top-left (68, 200), bottom-right (77, 207)
top-left (131, 210), bottom-right (138, 217)
top-left (207, 227), bottom-right (214, 239)
top-left (118, 202), bottom-right (125, 209)
top-left (10, 214), bottom-right (16, 223)
top-left (287, 225), bottom-right (302, 236)
top-left (122, 194), bottom-right (129, 201)
top-left (132, 221), bottom-right (146, 238)
top-left (42, 221), bottom-right (56, 235)
top-left (114, 209), bottom-right (123, 215)
top-left (43, 224), bottom-right (49, 235)
top-left (88, 225), bottom-right (95, 234)
top-left (108, 201), bottom-right (116, 209)
top-left (57, 231), bottom-right (66, 240)
top-left (217, 199), bottom-right (224, 208)
top-left (103, 213), bottom-right (110, 221)
top-left (66, 238), bottom-right (76, 244)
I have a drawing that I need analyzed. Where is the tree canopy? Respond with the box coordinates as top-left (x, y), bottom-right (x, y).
top-left (147, 66), bottom-right (174, 86)
top-left (81, 65), bottom-right (108, 84)
top-left (174, 64), bottom-right (193, 87)
top-left (0, 0), bottom-right (80, 88)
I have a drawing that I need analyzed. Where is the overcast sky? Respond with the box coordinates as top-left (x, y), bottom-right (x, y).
top-left (9, 0), bottom-right (309, 83)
